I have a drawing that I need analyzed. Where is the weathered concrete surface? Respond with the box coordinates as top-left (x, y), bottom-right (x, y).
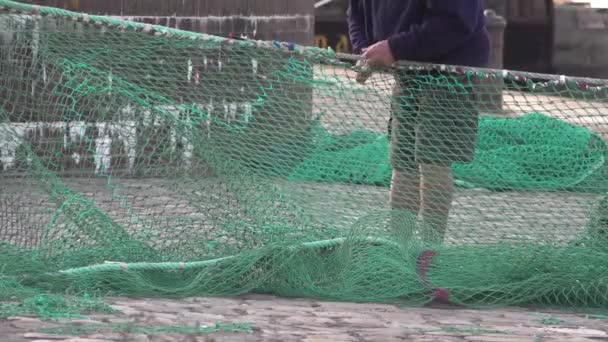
top-left (0, 175), bottom-right (601, 250)
top-left (2, 295), bottom-right (608, 341)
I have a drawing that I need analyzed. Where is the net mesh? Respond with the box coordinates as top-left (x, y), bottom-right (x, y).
top-left (1, 0), bottom-right (608, 317)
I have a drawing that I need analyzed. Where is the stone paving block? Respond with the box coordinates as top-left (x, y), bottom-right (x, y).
top-left (357, 327), bottom-right (410, 338)
top-left (262, 330), bottom-right (308, 338)
top-left (146, 335), bottom-right (182, 342)
top-left (437, 318), bottom-right (480, 325)
top-left (176, 312), bottom-right (226, 323)
top-left (210, 335), bottom-right (260, 342)
top-left (464, 335), bottom-right (539, 342)
top-left (129, 334), bottom-right (150, 342)
top-left (426, 331), bottom-right (479, 339)
top-left (401, 324), bottom-right (440, 332)
top-left (302, 334), bottom-right (357, 342)
top-left (106, 305), bottom-right (139, 316)
top-left (314, 311), bottom-right (376, 320)
top-left (359, 335), bottom-right (407, 342)
top-left (7, 316), bottom-right (41, 322)
top-left (246, 309), bottom-right (292, 317)
top-left (408, 335), bottom-right (467, 342)
top-left (88, 333), bottom-right (133, 340)
top-left (10, 319), bottom-right (57, 331)
top-left (538, 327), bottom-right (608, 337)
top-left (339, 317), bottom-right (390, 329)
top-left (255, 304), bottom-right (316, 313)
top-left (541, 337), bottom-right (596, 342)
top-left (5, 295), bottom-right (608, 342)
top-left (471, 325), bottom-right (526, 335)
top-left (283, 315), bottom-right (337, 326)
top-left (24, 332), bottom-right (72, 340)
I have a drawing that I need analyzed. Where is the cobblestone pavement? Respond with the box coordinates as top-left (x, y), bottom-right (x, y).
top-left (2, 295), bottom-right (608, 342)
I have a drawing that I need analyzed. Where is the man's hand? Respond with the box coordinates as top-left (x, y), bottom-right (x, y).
top-left (355, 40), bottom-right (394, 84)
top-left (355, 60), bottom-right (372, 84)
top-left (362, 40), bottom-right (395, 67)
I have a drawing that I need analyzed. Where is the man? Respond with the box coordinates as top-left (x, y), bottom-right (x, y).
top-left (347, 0), bottom-right (490, 243)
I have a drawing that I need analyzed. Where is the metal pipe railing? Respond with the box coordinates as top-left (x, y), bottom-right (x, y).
top-left (2, 0), bottom-right (607, 94)
top-left (334, 53), bottom-right (608, 91)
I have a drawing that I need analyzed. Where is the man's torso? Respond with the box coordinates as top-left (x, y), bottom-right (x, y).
top-left (356, 0), bottom-right (489, 67)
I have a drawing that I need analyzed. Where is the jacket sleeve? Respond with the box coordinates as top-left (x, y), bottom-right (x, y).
top-left (347, 0), bottom-right (369, 54)
top-left (387, 0), bottom-right (483, 61)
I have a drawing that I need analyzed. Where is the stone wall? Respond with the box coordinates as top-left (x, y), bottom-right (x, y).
top-left (553, 6), bottom-right (608, 78)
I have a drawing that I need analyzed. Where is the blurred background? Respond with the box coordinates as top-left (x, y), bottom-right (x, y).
top-left (18, 0), bottom-right (608, 78)
top-left (315, 0), bottom-right (608, 78)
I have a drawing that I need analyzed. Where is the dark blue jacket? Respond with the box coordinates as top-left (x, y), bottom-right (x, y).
top-left (347, 0), bottom-right (490, 67)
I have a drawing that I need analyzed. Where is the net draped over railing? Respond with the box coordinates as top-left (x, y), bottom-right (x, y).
top-left (1, 0), bottom-right (608, 317)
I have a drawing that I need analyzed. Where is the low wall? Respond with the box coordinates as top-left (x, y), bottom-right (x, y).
top-left (0, 1), bottom-right (316, 176)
